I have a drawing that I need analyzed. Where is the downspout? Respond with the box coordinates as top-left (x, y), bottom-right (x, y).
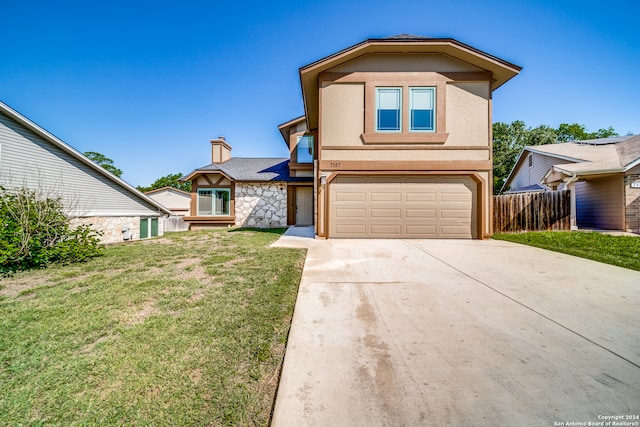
top-left (564, 174), bottom-right (579, 231)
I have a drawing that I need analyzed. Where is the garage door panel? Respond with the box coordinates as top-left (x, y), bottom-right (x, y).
top-left (405, 192), bottom-right (436, 202)
top-left (441, 209), bottom-right (472, 219)
top-left (370, 208), bottom-right (402, 218)
top-left (405, 208), bottom-right (436, 218)
top-left (441, 192), bottom-right (472, 202)
top-left (335, 224), bottom-right (366, 235)
top-left (370, 225), bottom-right (402, 235)
top-left (335, 191), bottom-right (366, 202)
top-left (405, 225), bottom-right (438, 235)
top-left (330, 175), bottom-right (476, 238)
top-left (370, 192), bottom-right (402, 202)
top-left (334, 208), bottom-right (366, 218)
top-left (440, 225), bottom-right (473, 237)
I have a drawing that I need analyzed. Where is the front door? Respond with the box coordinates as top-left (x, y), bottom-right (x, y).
top-left (295, 186), bottom-right (313, 225)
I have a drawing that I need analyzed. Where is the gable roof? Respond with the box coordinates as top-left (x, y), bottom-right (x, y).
top-left (0, 101), bottom-right (172, 215)
top-left (299, 35), bottom-right (522, 130)
top-left (183, 158), bottom-right (312, 183)
top-left (144, 186), bottom-right (191, 197)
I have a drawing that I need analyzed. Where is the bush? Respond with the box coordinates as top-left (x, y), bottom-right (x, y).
top-left (0, 187), bottom-right (103, 274)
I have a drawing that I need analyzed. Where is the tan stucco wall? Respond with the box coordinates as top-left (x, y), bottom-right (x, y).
top-left (320, 83), bottom-right (365, 147)
top-left (445, 82), bottom-right (489, 146)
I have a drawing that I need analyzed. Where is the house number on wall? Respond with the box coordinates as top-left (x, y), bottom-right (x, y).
top-left (631, 181), bottom-right (640, 188)
top-left (330, 162), bottom-right (342, 168)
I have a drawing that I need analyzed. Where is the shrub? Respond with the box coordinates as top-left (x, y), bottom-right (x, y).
top-left (0, 187), bottom-right (103, 274)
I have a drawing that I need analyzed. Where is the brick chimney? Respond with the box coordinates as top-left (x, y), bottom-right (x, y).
top-left (211, 136), bottom-right (231, 163)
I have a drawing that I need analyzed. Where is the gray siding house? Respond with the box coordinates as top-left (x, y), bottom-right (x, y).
top-left (0, 101), bottom-right (172, 243)
top-left (502, 135), bottom-right (640, 232)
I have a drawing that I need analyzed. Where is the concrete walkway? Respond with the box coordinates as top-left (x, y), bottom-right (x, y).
top-left (271, 231), bottom-right (640, 426)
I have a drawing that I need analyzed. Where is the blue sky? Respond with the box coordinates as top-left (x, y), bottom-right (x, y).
top-left (2, 0), bottom-right (638, 187)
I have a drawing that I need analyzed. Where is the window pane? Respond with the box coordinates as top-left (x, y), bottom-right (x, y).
top-left (214, 189), bottom-right (230, 216)
top-left (198, 189), bottom-right (213, 215)
top-left (410, 88), bottom-right (435, 131)
top-left (140, 218), bottom-right (149, 239)
top-left (297, 135), bottom-right (313, 163)
top-left (376, 88), bottom-right (401, 131)
top-left (411, 110), bottom-right (434, 130)
top-left (378, 109), bottom-right (400, 131)
top-left (378, 89), bottom-right (400, 109)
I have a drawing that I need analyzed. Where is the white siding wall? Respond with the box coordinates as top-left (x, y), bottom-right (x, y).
top-left (0, 111), bottom-right (161, 217)
top-left (509, 152), bottom-right (564, 191)
top-left (575, 175), bottom-right (624, 230)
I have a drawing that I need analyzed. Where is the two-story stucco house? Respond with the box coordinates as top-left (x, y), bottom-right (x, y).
top-left (184, 34), bottom-right (521, 238)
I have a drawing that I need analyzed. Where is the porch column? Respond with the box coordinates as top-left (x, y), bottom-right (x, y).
top-left (565, 179), bottom-right (578, 230)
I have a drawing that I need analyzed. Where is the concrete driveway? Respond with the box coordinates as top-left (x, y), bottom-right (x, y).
top-left (270, 230), bottom-right (640, 426)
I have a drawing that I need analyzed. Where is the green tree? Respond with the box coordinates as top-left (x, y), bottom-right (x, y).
top-left (84, 151), bottom-right (123, 177)
top-left (556, 123), bottom-right (617, 142)
top-left (137, 173), bottom-right (191, 193)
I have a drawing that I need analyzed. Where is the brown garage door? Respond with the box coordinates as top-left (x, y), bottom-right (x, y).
top-left (329, 175), bottom-right (477, 238)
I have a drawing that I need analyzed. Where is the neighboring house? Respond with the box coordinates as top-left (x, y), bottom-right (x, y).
top-left (184, 34), bottom-right (521, 238)
top-left (0, 101), bottom-right (172, 243)
top-left (502, 135), bottom-right (640, 232)
top-left (145, 186), bottom-right (191, 216)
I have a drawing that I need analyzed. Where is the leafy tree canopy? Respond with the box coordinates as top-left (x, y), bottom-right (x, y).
top-left (493, 122), bottom-right (618, 194)
top-left (137, 173), bottom-right (191, 193)
top-left (84, 151), bottom-right (123, 178)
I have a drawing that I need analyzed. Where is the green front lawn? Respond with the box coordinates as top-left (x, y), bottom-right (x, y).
top-left (493, 231), bottom-right (640, 271)
top-left (0, 229), bottom-right (306, 426)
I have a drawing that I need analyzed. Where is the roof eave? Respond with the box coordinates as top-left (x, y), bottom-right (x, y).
top-left (551, 164), bottom-right (625, 177)
top-left (181, 168), bottom-right (234, 183)
top-left (277, 115), bottom-right (306, 145)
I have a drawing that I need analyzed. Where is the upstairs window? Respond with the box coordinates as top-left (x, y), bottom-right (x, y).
top-left (409, 87), bottom-right (435, 132)
top-left (197, 188), bottom-right (230, 216)
top-left (376, 88), bottom-right (401, 132)
top-left (296, 135), bottom-right (314, 164)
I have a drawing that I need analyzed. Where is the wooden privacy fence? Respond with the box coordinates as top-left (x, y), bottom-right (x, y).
top-left (163, 216), bottom-right (189, 232)
top-left (493, 190), bottom-right (570, 233)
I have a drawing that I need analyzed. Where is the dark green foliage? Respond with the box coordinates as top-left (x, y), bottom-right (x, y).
top-left (84, 151), bottom-right (123, 177)
top-left (137, 173), bottom-right (191, 193)
top-left (0, 187), bottom-right (103, 274)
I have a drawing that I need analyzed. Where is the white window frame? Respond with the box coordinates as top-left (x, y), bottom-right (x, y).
top-left (375, 87), bottom-right (402, 132)
top-left (197, 188), bottom-right (231, 216)
top-left (409, 87), bottom-right (436, 132)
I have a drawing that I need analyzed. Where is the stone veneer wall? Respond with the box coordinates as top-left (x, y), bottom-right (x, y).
top-left (70, 216), bottom-right (164, 244)
top-left (624, 174), bottom-right (640, 233)
top-left (235, 183), bottom-right (287, 228)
